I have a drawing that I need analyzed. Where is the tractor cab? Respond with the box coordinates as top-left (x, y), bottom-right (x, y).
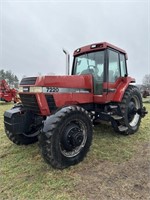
top-left (72, 42), bottom-right (133, 102)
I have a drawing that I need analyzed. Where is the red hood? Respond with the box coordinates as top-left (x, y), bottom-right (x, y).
top-left (33, 75), bottom-right (93, 90)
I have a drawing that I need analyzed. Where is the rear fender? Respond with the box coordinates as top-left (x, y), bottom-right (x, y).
top-left (112, 77), bottom-right (135, 102)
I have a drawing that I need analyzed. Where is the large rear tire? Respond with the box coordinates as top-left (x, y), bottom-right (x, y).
top-left (118, 85), bottom-right (142, 135)
top-left (39, 106), bottom-right (93, 169)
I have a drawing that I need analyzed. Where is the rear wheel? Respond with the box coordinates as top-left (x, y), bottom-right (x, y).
top-left (115, 85), bottom-right (142, 135)
top-left (39, 106), bottom-right (93, 169)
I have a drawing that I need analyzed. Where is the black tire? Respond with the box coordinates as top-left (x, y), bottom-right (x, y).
top-left (4, 105), bottom-right (38, 145)
top-left (5, 129), bottom-right (38, 145)
top-left (39, 106), bottom-right (93, 169)
top-left (119, 85), bottom-right (142, 135)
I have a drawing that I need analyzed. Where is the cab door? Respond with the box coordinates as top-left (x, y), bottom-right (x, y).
top-left (106, 49), bottom-right (127, 101)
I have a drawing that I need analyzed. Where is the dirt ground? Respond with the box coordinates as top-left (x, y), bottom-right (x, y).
top-left (75, 142), bottom-right (150, 200)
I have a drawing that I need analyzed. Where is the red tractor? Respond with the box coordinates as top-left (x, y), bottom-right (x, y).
top-left (4, 42), bottom-right (147, 169)
top-left (0, 79), bottom-right (19, 103)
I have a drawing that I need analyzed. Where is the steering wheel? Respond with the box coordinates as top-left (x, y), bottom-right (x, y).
top-left (81, 65), bottom-right (98, 76)
top-left (88, 65), bottom-right (96, 74)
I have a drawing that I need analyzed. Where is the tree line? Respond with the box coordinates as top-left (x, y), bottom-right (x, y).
top-left (0, 70), bottom-right (19, 88)
top-left (143, 74), bottom-right (150, 89)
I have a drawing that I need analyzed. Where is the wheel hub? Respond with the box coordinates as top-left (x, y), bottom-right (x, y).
top-left (128, 101), bottom-right (136, 121)
top-left (61, 124), bottom-right (84, 151)
top-left (71, 130), bottom-right (83, 147)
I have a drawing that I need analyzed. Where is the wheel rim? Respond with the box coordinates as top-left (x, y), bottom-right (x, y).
top-left (60, 119), bottom-right (87, 158)
top-left (128, 95), bottom-right (140, 127)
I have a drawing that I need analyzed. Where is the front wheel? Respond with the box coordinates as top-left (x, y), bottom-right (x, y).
top-left (4, 105), bottom-right (40, 145)
top-left (39, 106), bottom-right (93, 169)
top-left (5, 129), bottom-right (38, 145)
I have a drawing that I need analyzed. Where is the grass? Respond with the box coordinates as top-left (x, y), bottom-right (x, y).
top-left (0, 102), bottom-right (150, 200)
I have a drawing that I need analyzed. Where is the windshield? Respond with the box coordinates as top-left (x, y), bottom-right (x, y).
top-left (73, 51), bottom-right (105, 77)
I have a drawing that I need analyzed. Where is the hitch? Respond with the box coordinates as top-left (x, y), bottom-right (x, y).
top-left (137, 106), bottom-right (148, 118)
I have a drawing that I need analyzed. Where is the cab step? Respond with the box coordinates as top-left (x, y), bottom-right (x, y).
top-left (109, 105), bottom-right (118, 109)
top-left (111, 115), bottom-right (123, 120)
top-left (118, 125), bottom-right (128, 132)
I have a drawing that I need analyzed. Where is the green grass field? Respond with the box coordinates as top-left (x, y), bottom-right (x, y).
top-left (0, 102), bottom-right (150, 200)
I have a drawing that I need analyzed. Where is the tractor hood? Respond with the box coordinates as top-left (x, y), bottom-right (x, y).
top-left (19, 75), bottom-right (93, 93)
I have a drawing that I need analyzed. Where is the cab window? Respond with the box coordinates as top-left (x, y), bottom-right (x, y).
top-left (108, 50), bottom-right (120, 82)
top-left (73, 51), bottom-right (105, 95)
top-left (120, 53), bottom-right (127, 77)
top-left (73, 51), bottom-right (104, 78)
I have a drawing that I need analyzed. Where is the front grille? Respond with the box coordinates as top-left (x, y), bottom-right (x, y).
top-left (45, 95), bottom-right (57, 112)
top-left (19, 94), bottom-right (40, 113)
top-left (20, 77), bottom-right (37, 85)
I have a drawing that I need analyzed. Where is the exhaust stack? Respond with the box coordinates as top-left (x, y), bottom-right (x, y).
top-left (63, 49), bottom-right (70, 75)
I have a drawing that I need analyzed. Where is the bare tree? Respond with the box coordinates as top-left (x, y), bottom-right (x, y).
top-left (142, 74), bottom-right (150, 88)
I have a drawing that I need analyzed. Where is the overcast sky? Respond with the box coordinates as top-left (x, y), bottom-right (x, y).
top-left (0, 0), bottom-right (150, 84)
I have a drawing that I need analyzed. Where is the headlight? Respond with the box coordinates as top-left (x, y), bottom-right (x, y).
top-left (19, 86), bottom-right (43, 93)
top-left (18, 86), bottom-right (23, 92)
top-left (30, 87), bottom-right (43, 92)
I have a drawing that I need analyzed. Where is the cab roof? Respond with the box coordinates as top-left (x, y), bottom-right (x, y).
top-left (73, 42), bottom-right (127, 58)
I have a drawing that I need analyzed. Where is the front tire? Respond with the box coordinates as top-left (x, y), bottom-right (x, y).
top-left (39, 106), bottom-right (93, 169)
top-left (4, 105), bottom-right (39, 145)
top-left (5, 129), bottom-right (38, 145)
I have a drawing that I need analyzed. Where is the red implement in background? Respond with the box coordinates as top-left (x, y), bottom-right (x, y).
top-left (0, 79), bottom-right (19, 103)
